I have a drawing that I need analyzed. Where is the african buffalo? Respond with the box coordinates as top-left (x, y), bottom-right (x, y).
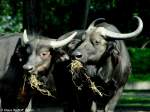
top-left (0, 31), bottom-right (77, 111)
top-left (17, 30), bottom-right (78, 111)
top-left (70, 16), bottom-right (143, 112)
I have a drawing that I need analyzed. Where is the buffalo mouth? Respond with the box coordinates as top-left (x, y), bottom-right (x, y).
top-left (24, 70), bottom-right (56, 98)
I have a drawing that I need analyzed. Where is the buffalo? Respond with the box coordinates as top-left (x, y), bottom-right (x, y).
top-left (70, 16), bottom-right (143, 112)
top-left (0, 31), bottom-right (77, 111)
top-left (19, 30), bottom-right (77, 111)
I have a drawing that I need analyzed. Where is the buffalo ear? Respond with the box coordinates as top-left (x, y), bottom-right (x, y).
top-left (14, 38), bottom-right (24, 54)
top-left (14, 38), bottom-right (29, 63)
top-left (13, 38), bottom-right (24, 61)
top-left (54, 49), bottom-right (70, 63)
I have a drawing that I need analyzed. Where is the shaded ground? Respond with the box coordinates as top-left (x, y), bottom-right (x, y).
top-left (1, 82), bottom-right (150, 112)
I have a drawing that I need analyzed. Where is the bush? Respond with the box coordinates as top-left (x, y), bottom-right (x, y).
top-left (129, 48), bottom-right (150, 74)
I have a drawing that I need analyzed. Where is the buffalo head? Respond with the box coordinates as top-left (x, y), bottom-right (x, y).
top-left (72, 16), bottom-right (143, 64)
top-left (22, 30), bottom-right (77, 75)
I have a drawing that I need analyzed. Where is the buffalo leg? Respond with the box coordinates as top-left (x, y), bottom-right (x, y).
top-left (104, 86), bottom-right (124, 112)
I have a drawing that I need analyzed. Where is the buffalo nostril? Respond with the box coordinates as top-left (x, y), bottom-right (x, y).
top-left (72, 51), bottom-right (82, 58)
top-left (76, 53), bottom-right (82, 58)
top-left (23, 65), bottom-right (34, 71)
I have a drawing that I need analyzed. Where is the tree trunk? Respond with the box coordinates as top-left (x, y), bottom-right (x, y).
top-left (70, 0), bottom-right (90, 30)
top-left (23, 0), bottom-right (90, 36)
top-left (23, 0), bottom-right (41, 34)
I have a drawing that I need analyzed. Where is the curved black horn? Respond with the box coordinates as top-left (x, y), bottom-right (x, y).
top-left (98, 16), bottom-right (143, 39)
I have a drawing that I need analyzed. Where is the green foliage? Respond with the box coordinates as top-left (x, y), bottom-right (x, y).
top-left (128, 74), bottom-right (150, 82)
top-left (0, 15), bottom-right (22, 32)
top-left (32, 0), bottom-right (78, 36)
top-left (112, 0), bottom-right (117, 8)
top-left (129, 48), bottom-right (150, 74)
top-left (90, 0), bottom-right (115, 12)
top-left (0, 0), bottom-right (148, 47)
top-left (0, 0), bottom-right (22, 33)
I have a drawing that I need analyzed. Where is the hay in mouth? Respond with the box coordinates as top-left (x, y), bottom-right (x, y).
top-left (70, 60), bottom-right (83, 74)
top-left (70, 60), bottom-right (103, 97)
top-left (28, 73), bottom-right (55, 98)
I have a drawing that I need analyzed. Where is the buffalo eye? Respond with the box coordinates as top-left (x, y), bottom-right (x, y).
top-left (68, 39), bottom-right (80, 49)
top-left (40, 51), bottom-right (50, 60)
top-left (95, 40), bottom-right (101, 44)
top-left (94, 39), bottom-right (101, 45)
top-left (94, 37), bottom-right (107, 46)
top-left (26, 45), bottom-right (32, 55)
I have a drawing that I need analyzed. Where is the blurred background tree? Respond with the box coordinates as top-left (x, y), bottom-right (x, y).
top-left (0, 0), bottom-right (150, 48)
top-left (23, 0), bottom-right (90, 37)
top-left (0, 0), bottom-right (22, 32)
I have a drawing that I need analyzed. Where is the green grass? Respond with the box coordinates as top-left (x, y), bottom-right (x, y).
top-left (119, 96), bottom-right (150, 104)
top-left (128, 74), bottom-right (150, 82)
top-left (118, 90), bottom-right (150, 108)
top-left (117, 103), bottom-right (150, 108)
